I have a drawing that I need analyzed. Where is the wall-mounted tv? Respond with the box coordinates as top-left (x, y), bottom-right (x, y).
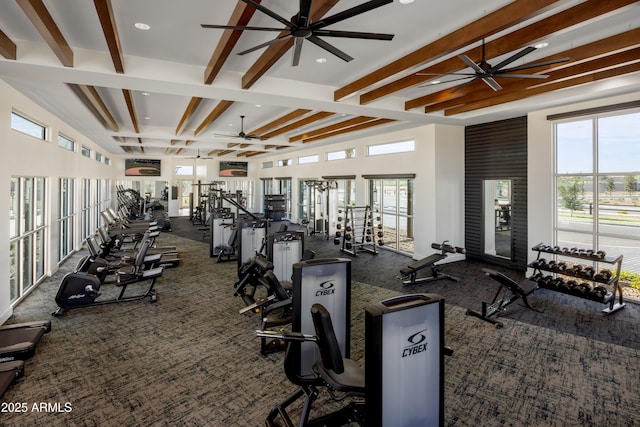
top-left (219, 161), bottom-right (248, 177)
top-left (125, 159), bottom-right (161, 176)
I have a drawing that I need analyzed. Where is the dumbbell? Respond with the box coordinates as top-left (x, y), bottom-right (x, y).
top-left (377, 231), bottom-right (384, 238)
top-left (595, 250), bottom-right (606, 259)
top-left (345, 234), bottom-right (352, 241)
top-left (365, 236), bottom-right (372, 242)
top-left (366, 229), bottom-right (372, 235)
top-left (345, 242), bottom-right (353, 250)
top-left (335, 231), bottom-right (342, 238)
top-left (572, 282), bottom-right (592, 296)
top-left (378, 240), bottom-right (384, 246)
top-left (590, 285), bottom-right (608, 301)
top-left (594, 268), bottom-right (612, 282)
top-left (337, 216), bottom-right (343, 222)
top-left (556, 261), bottom-right (567, 272)
top-left (552, 245), bottom-right (561, 253)
top-left (547, 260), bottom-right (558, 271)
top-left (333, 238), bottom-right (340, 245)
top-left (377, 224), bottom-right (382, 229)
top-left (336, 223), bottom-right (342, 230)
top-left (345, 226), bottom-right (352, 232)
top-left (580, 266), bottom-right (595, 279)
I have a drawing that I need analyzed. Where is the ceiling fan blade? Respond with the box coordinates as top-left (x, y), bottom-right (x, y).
top-left (458, 54), bottom-right (486, 75)
top-left (200, 24), bottom-right (284, 31)
top-left (292, 37), bottom-right (304, 66)
top-left (493, 73), bottom-right (549, 79)
top-left (489, 46), bottom-right (536, 72)
top-left (499, 57), bottom-right (570, 73)
top-left (450, 78), bottom-right (478, 94)
top-left (307, 35), bottom-right (353, 62)
top-left (416, 72), bottom-right (477, 76)
top-left (313, 29), bottom-right (394, 41)
top-left (241, 0), bottom-right (293, 28)
top-left (311, 0), bottom-right (392, 30)
top-left (417, 75), bottom-right (475, 88)
top-left (298, 0), bottom-right (313, 27)
top-left (237, 34), bottom-right (291, 56)
top-left (481, 76), bottom-right (502, 91)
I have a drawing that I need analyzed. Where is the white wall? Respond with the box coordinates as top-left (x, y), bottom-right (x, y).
top-left (527, 90), bottom-right (640, 265)
top-left (0, 80), bottom-right (121, 323)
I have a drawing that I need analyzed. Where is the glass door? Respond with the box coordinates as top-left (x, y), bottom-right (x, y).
top-left (368, 178), bottom-right (414, 254)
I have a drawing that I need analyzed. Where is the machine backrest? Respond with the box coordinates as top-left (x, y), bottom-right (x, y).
top-left (134, 240), bottom-right (150, 267)
top-left (263, 270), bottom-right (290, 301)
top-left (301, 249), bottom-right (316, 261)
top-left (227, 228), bottom-right (238, 247)
top-left (310, 303), bottom-right (344, 374)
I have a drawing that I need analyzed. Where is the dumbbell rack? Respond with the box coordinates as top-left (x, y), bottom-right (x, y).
top-left (528, 243), bottom-right (626, 315)
top-left (336, 206), bottom-right (378, 256)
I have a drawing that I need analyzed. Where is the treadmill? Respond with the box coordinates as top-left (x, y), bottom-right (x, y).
top-left (0, 320), bottom-right (51, 362)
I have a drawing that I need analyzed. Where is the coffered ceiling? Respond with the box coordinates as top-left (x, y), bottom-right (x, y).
top-left (0, 0), bottom-right (639, 159)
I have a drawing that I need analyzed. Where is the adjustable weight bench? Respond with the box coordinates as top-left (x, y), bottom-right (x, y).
top-left (400, 241), bottom-right (465, 285)
top-left (466, 268), bottom-right (539, 328)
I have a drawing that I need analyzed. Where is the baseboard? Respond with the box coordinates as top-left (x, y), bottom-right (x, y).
top-left (0, 306), bottom-right (13, 325)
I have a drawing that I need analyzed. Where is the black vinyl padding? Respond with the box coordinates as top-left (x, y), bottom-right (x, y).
top-left (400, 253), bottom-right (445, 276)
top-left (0, 327), bottom-right (47, 361)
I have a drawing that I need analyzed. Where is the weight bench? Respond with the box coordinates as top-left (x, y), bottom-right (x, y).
top-left (465, 268), bottom-right (539, 328)
top-left (400, 241), bottom-right (464, 285)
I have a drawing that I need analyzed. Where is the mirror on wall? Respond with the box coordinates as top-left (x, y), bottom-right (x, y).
top-left (483, 179), bottom-right (512, 259)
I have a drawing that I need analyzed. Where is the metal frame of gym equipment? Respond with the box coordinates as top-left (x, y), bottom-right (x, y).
top-left (303, 180), bottom-right (337, 239)
top-left (465, 268), bottom-right (539, 329)
top-left (365, 293), bottom-right (450, 427)
top-left (399, 241), bottom-right (465, 285)
top-left (208, 210), bottom-right (235, 258)
top-left (237, 218), bottom-right (268, 272)
top-left (336, 206), bottom-right (379, 256)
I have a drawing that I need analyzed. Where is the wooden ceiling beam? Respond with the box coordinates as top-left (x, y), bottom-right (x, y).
top-left (94, 0), bottom-right (124, 73)
top-left (194, 100), bottom-right (234, 136)
top-left (364, 0), bottom-right (639, 106)
top-left (165, 147), bottom-right (174, 154)
top-left (122, 89), bottom-right (140, 133)
top-left (334, 0), bottom-right (563, 101)
top-left (217, 149), bottom-right (235, 156)
top-left (68, 83), bottom-right (119, 131)
top-left (175, 97), bottom-right (203, 136)
top-left (204, 1), bottom-right (262, 84)
top-left (261, 112), bottom-right (335, 139)
top-left (445, 59), bottom-right (640, 116)
top-left (207, 149), bottom-right (221, 157)
top-left (289, 116), bottom-right (376, 142)
top-left (250, 109), bottom-right (312, 136)
top-left (176, 147), bottom-right (185, 155)
top-left (0, 29), bottom-right (17, 60)
top-left (425, 37), bottom-right (640, 113)
top-left (17, 0), bottom-right (73, 67)
top-left (242, 0), bottom-right (340, 89)
top-left (244, 151), bottom-right (267, 158)
top-left (302, 118), bottom-right (396, 144)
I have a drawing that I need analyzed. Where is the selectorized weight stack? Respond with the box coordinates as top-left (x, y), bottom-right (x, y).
top-left (292, 258), bottom-right (352, 376)
top-left (365, 293), bottom-right (447, 427)
top-left (209, 210), bottom-right (234, 258)
top-left (267, 230), bottom-right (305, 283)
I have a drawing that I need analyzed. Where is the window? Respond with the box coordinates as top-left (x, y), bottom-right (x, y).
top-left (104, 157), bottom-right (111, 165)
top-left (277, 159), bottom-right (292, 167)
top-left (554, 111), bottom-right (640, 273)
top-left (367, 177), bottom-right (415, 254)
top-left (11, 112), bottom-right (46, 139)
top-left (95, 152), bottom-right (103, 162)
top-left (9, 177), bottom-right (47, 304)
top-left (58, 178), bottom-right (75, 262)
top-left (262, 161), bottom-right (273, 169)
top-left (58, 134), bottom-right (75, 151)
top-left (327, 148), bottom-right (355, 161)
top-left (276, 178), bottom-right (292, 218)
top-left (368, 140), bottom-right (415, 156)
top-left (82, 178), bottom-right (92, 239)
top-left (298, 155), bottom-right (319, 164)
top-left (175, 165), bottom-right (194, 176)
top-left (81, 145), bottom-right (91, 158)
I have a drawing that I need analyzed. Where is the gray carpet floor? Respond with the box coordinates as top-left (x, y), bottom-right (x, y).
top-left (3, 218), bottom-right (639, 426)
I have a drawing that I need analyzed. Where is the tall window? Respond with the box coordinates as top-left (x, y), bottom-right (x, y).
top-left (298, 180), bottom-right (312, 222)
top-left (58, 178), bottom-right (75, 262)
top-left (367, 177), bottom-right (415, 254)
top-left (82, 178), bottom-right (92, 239)
top-left (9, 177), bottom-right (46, 304)
top-left (95, 179), bottom-right (102, 229)
top-left (555, 111), bottom-right (640, 273)
top-left (261, 179), bottom-right (273, 212)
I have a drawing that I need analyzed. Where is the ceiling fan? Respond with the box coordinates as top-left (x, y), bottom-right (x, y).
top-left (419, 39), bottom-right (570, 92)
top-left (185, 149), bottom-right (213, 160)
top-left (215, 115), bottom-right (261, 141)
top-left (201, 0), bottom-right (394, 66)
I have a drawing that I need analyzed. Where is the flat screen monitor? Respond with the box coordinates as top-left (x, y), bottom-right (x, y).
top-left (219, 161), bottom-right (248, 177)
top-left (125, 159), bottom-right (161, 176)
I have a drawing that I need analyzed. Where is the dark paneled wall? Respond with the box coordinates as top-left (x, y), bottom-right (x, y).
top-left (465, 116), bottom-right (528, 271)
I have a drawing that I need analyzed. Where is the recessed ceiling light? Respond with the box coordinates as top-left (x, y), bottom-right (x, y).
top-left (431, 80), bottom-right (441, 85)
top-left (141, 92), bottom-right (150, 96)
top-left (399, 0), bottom-right (415, 4)
top-left (144, 116), bottom-right (151, 120)
top-left (316, 57), bottom-right (327, 63)
top-left (534, 42), bottom-right (549, 49)
top-left (255, 104), bottom-right (262, 107)
top-left (134, 22), bottom-right (151, 30)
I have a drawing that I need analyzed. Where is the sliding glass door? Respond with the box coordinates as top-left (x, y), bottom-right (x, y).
top-left (368, 178), bottom-right (414, 254)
